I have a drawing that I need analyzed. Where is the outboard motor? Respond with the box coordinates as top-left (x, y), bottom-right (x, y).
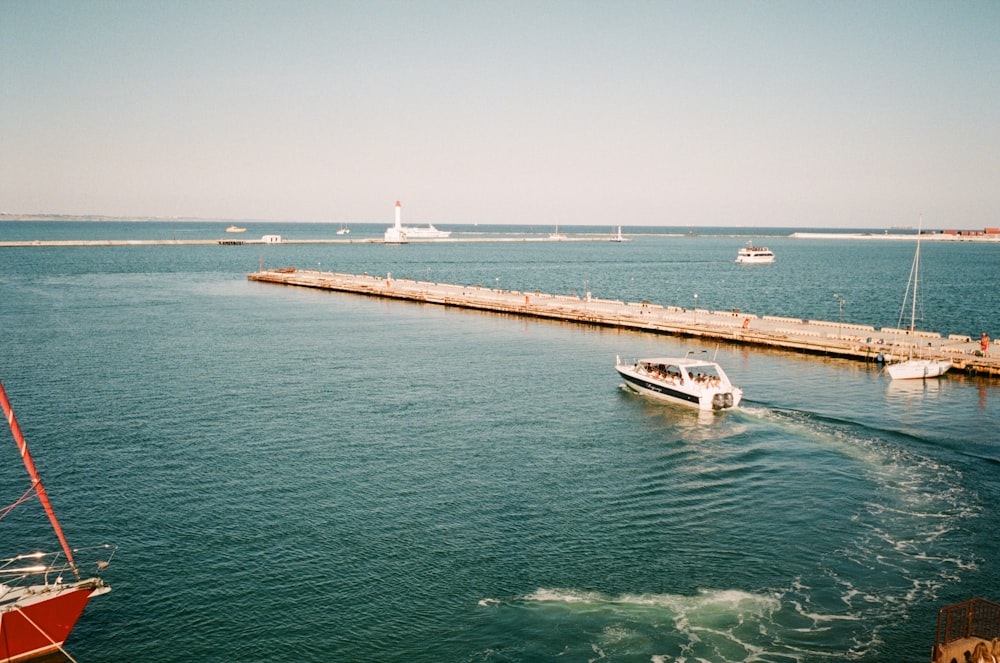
top-left (712, 393), bottom-right (734, 410)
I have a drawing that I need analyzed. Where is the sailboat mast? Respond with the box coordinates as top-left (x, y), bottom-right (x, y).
top-left (911, 218), bottom-right (922, 332)
top-left (0, 381), bottom-right (78, 572)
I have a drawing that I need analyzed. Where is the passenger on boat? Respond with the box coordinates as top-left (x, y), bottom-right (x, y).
top-left (969, 641), bottom-right (995, 663)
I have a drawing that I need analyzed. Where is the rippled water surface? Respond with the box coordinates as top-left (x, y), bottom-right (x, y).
top-left (1, 222), bottom-right (998, 662)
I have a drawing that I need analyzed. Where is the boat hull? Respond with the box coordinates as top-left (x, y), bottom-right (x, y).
top-left (735, 252), bottom-right (775, 264)
top-left (0, 580), bottom-right (109, 663)
top-left (885, 358), bottom-right (952, 380)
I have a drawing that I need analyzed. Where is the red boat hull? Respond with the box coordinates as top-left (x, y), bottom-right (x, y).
top-left (0, 583), bottom-right (105, 663)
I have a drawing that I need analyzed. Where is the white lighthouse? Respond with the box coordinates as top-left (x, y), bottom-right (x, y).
top-left (384, 200), bottom-right (407, 243)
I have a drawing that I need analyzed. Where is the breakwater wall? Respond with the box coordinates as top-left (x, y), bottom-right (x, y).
top-left (248, 268), bottom-right (1000, 378)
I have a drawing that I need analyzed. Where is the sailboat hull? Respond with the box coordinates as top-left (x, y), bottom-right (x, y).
top-left (0, 580), bottom-right (109, 663)
top-left (885, 358), bottom-right (952, 380)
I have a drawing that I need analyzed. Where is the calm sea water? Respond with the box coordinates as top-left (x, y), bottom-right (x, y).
top-left (1, 222), bottom-right (998, 662)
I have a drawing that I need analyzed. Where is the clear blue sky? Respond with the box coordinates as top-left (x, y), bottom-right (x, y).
top-left (2, 1), bottom-right (998, 227)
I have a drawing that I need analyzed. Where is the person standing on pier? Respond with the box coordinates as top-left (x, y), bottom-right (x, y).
top-left (983, 332), bottom-right (991, 354)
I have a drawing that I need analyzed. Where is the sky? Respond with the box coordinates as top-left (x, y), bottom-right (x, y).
top-left (2, 1), bottom-right (999, 228)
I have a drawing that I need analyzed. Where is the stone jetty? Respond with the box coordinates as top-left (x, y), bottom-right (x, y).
top-left (248, 268), bottom-right (1000, 378)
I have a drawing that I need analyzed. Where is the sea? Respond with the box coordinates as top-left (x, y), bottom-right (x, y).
top-left (0, 221), bottom-right (998, 663)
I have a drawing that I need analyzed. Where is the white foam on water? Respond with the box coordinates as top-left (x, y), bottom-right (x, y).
top-left (738, 405), bottom-right (982, 655)
top-left (479, 405), bottom-right (983, 660)
top-left (496, 587), bottom-right (830, 662)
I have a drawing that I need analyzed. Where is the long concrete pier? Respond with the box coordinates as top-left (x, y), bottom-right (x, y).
top-left (248, 268), bottom-right (1000, 378)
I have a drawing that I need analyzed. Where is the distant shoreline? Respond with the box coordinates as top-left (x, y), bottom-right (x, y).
top-left (790, 232), bottom-right (1000, 242)
top-left (2, 215), bottom-right (999, 242)
top-left (0, 213), bottom-right (264, 223)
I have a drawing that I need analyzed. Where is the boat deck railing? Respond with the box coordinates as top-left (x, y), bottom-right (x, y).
top-left (933, 598), bottom-right (1000, 662)
top-left (0, 545), bottom-right (115, 587)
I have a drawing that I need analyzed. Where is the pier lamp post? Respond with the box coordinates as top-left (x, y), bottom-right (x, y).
top-left (693, 294), bottom-right (698, 324)
top-left (495, 277), bottom-right (499, 291)
top-left (834, 294), bottom-right (845, 338)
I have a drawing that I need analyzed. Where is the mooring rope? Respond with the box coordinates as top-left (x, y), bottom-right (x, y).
top-left (12, 600), bottom-right (81, 663)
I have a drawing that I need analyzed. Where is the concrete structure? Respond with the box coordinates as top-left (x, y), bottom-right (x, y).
top-left (247, 268), bottom-right (1000, 378)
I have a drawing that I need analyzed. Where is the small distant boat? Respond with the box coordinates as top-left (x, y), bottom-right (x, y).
top-left (885, 219), bottom-right (952, 380)
top-left (549, 225), bottom-right (567, 240)
top-left (336, 225), bottom-right (350, 235)
top-left (610, 226), bottom-right (628, 243)
top-left (735, 242), bottom-right (774, 263)
top-left (226, 225), bottom-right (247, 233)
top-left (0, 380), bottom-right (113, 663)
top-left (615, 354), bottom-right (743, 411)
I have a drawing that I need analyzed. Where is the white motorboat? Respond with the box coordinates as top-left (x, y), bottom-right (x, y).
top-left (226, 225), bottom-right (247, 233)
top-left (735, 242), bottom-right (774, 263)
top-left (885, 219), bottom-right (951, 380)
top-left (615, 354), bottom-right (743, 411)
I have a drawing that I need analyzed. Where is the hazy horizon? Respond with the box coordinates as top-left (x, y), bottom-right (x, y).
top-left (2, 1), bottom-right (998, 228)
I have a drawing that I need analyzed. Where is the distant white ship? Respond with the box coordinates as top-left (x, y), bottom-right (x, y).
top-left (398, 224), bottom-right (450, 240)
top-left (735, 242), bottom-right (775, 263)
top-left (384, 201), bottom-right (450, 243)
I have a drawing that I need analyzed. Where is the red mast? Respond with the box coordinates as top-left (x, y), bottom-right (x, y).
top-left (0, 380), bottom-right (77, 571)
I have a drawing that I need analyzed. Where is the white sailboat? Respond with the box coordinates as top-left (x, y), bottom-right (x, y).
top-left (885, 222), bottom-right (952, 380)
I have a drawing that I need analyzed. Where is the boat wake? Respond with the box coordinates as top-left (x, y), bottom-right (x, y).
top-left (474, 404), bottom-right (981, 660)
top-left (478, 587), bottom-right (836, 661)
top-left (735, 405), bottom-right (981, 647)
